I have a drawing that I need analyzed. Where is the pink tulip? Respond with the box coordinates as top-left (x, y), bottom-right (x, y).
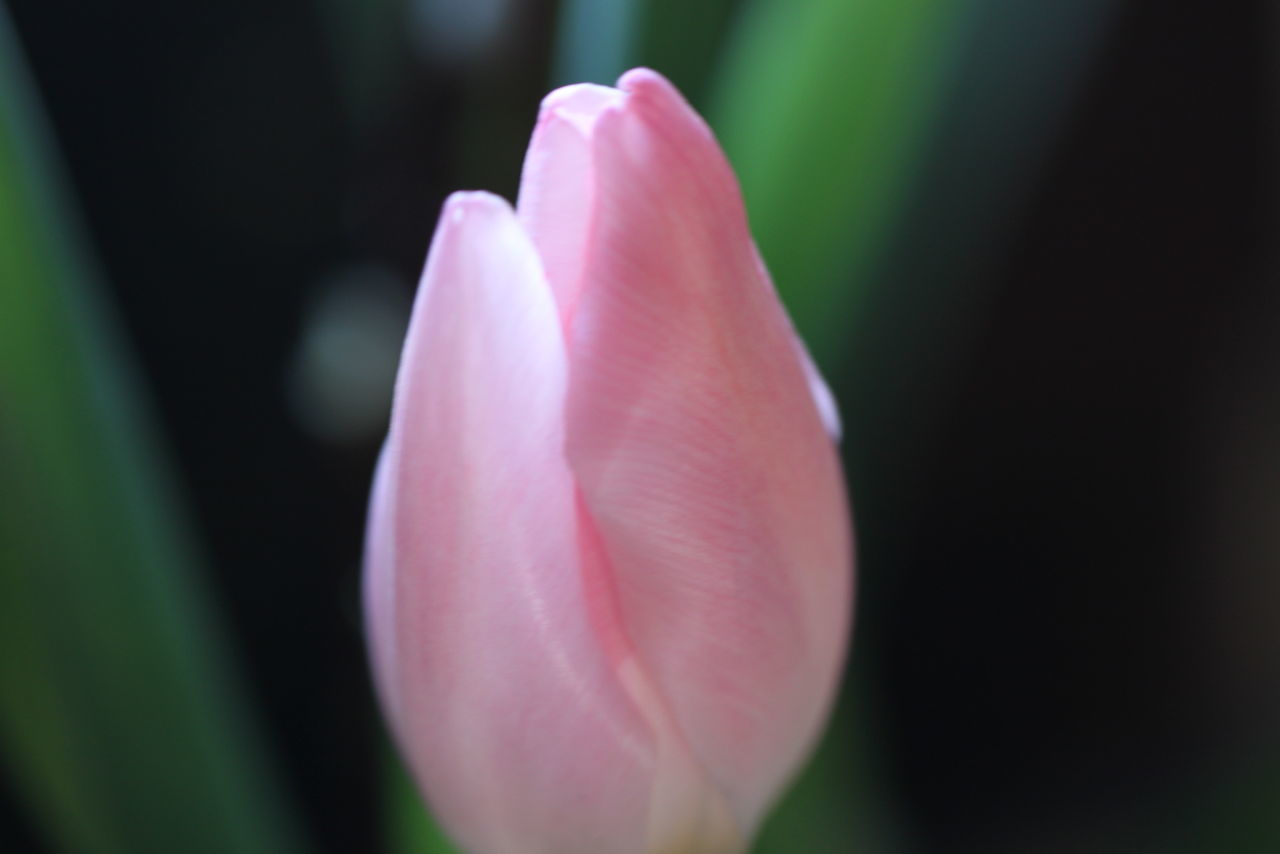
top-left (364, 68), bottom-right (852, 854)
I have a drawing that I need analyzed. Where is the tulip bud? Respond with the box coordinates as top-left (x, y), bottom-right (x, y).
top-left (364, 68), bottom-right (852, 854)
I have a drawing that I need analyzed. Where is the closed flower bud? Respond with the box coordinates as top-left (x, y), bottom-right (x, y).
top-left (364, 68), bottom-right (853, 854)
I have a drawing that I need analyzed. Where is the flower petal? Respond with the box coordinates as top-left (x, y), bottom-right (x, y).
top-left (798, 340), bottom-right (842, 441)
top-left (518, 79), bottom-right (840, 442)
top-left (563, 69), bottom-right (853, 831)
top-left (517, 83), bottom-right (626, 329)
top-left (363, 439), bottom-right (403, 735)
top-left (369, 191), bottom-right (656, 853)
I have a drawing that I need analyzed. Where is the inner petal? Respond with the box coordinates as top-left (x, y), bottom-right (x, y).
top-left (516, 83), bottom-right (627, 330)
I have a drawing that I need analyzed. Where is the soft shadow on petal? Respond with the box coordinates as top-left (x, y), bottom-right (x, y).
top-left (376, 191), bottom-right (656, 854)
top-left (565, 69), bottom-right (853, 833)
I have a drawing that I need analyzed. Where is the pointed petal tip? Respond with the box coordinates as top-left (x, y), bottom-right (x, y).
top-left (439, 190), bottom-right (512, 227)
top-left (616, 67), bottom-right (670, 94)
top-left (615, 69), bottom-right (698, 117)
top-left (613, 67), bottom-right (721, 157)
top-left (537, 83), bottom-right (627, 135)
top-left (542, 81), bottom-right (618, 108)
top-left (430, 192), bottom-right (529, 265)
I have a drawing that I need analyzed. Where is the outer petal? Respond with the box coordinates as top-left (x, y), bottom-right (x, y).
top-left (366, 192), bottom-right (656, 853)
top-left (363, 439), bottom-right (403, 734)
top-left (518, 78), bottom-right (842, 440)
top-left (563, 70), bottom-right (853, 833)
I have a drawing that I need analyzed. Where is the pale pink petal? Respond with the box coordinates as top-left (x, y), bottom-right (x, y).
top-left (517, 83), bottom-right (626, 329)
top-left (796, 339), bottom-right (842, 441)
top-left (518, 80), bottom-right (840, 440)
top-left (363, 439), bottom-right (403, 735)
top-left (563, 69), bottom-right (853, 832)
top-left (370, 191), bottom-right (656, 853)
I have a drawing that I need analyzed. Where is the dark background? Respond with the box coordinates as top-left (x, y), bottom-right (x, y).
top-left (4, 0), bottom-right (1276, 851)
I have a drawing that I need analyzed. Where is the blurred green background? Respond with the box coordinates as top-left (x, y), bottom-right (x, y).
top-left (1, 0), bottom-right (1276, 852)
